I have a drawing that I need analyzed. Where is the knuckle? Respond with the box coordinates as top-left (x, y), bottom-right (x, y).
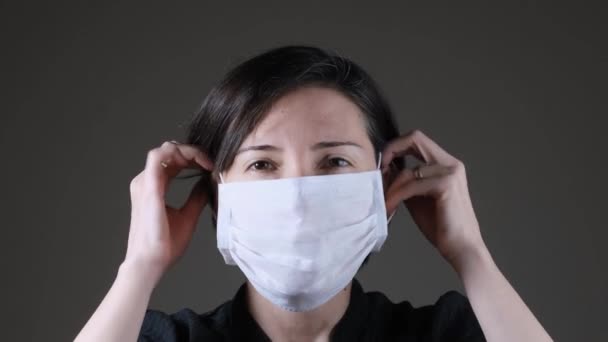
top-left (146, 148), bottom-right (160, 161)
top-left (410, 129), bottom-right (424, 139)
top-left (129, 176), bottom-right (140, 194)
top-left (439, 177), bottom-right (454, 190)
top-left (454, 160), bottom-right (465, 173)
top-left (161, 141), bottom-right (176, 149)
top-left (196, 148), bottom-right (207, 159)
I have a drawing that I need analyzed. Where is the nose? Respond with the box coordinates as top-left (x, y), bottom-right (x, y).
top-left (280, 156), bottom-right (318, 179)
top-left (281, 163), bottom-right (315, 179)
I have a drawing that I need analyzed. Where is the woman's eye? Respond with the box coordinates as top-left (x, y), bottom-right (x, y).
top-left (326, 157), bottom-right (352, 168)
top-left (247, 160), bottom-right (275, 172)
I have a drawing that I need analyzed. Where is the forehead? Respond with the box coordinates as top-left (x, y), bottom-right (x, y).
top-left (246, 86), bottom-right (369, 142)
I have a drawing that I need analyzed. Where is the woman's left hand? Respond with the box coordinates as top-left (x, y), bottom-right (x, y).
top-left (382, 129), bottom-right (486, 269)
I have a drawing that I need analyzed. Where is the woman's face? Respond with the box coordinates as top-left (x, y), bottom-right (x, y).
top-left (221, 86), bottom-right (377, 182)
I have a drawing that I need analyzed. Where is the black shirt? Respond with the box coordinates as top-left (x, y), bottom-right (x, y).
top-left (139, 278), bottom-right (486, 341)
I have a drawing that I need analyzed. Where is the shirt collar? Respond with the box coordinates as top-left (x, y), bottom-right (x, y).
top-left (228, 277), bottom-right (368, 341)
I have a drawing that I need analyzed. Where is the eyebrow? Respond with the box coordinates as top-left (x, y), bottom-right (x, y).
top-left (235, 141), bottom-right (363, 155)
top-left (312, 141), bottom-right (363, 150)
top-left (235, 144), bottom-right (280, 155)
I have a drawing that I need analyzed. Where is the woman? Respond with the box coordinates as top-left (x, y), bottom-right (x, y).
top-left (75, 45), bottom-right (552, 341)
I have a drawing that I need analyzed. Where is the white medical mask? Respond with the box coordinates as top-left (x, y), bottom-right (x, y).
top-left (216, 153), bottom-right (394, 312)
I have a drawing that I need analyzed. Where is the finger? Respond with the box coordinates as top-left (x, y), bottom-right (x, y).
top-left (179, 178), bottom-right (208, 223)
top-left (385, 177), bottom-right (443, 214)
top-left (386, 163), bottom-right (450, 194)
top-left (165, 179), bottom-right (208, 250)
top-left (384, 167), bottom-right (452, 213)
top-left (385, 168), bottom-right (418, 214)
top-left (144, 141), bottom-right (213, 196)
top-left (381, 130), bottom-right (457, 171)
top-left (171, 142), bottom-right (215, 171)
top-left (150, 142), bottom-right (213, 176)
top-left (143, 143), bottom-right (190, 195)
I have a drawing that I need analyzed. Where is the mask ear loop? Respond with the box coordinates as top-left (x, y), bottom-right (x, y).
top-left (211, 171), bottom-right (225, 222)
top-left (378, 151), bottom-right (397, 224)
top-left (387, 209), bottom-right (397, 224)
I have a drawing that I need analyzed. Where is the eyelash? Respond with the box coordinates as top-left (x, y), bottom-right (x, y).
top-left (246, 160), bottom-right (276, 172)
top-left (245, 157), bottom-right (353, 172)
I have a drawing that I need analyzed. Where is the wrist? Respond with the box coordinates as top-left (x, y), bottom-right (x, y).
top-left (117, 258), bottom-right (165, 294)
top-left (447, 241), bottom-right (495, 279)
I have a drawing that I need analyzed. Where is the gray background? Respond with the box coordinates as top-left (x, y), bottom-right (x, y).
top-left (2, 2), bottom-right (606, 341)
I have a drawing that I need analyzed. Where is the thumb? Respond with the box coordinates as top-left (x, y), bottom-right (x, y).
top-left (179, 178), bottom-right (208, 225)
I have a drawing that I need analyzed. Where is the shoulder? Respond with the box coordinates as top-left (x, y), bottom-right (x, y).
top-left (364, 289), bottom-right (486, 341)
top-left (138, 300), bottom-right (231, 342)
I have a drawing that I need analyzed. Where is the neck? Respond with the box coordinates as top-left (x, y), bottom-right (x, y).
top-left (246, 280), bottom-right (352, 342)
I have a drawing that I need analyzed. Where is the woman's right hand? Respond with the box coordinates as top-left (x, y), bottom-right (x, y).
top-left (124, 140), bottom-right (214, 284)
